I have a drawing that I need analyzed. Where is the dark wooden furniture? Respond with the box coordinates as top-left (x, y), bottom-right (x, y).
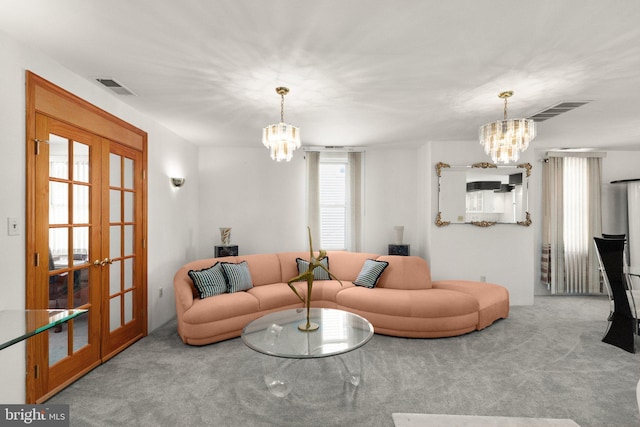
top-left (388, 244), bottom-right (410, 256)
top-left (215, 245), bottom-right (238, 257)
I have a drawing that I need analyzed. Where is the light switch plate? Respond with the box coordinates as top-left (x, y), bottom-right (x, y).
top-left (7, 217), bottom-right (19, 236)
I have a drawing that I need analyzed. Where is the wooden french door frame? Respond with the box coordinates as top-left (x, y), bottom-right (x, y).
top-left (100, 142), bottom-right (146, 361)
top-left (28, 115), bottom-right (103, 401)
top-left (26, 72), bottom-right (148, 403)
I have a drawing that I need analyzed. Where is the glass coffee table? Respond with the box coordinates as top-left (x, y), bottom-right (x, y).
top-left (241, 308), bottom-right (374, 397)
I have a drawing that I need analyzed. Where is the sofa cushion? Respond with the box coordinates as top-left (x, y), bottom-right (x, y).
top-left (188, 262), bottom-right (227, 298)
top-left (236, 253), bottom-right (283, 286)
top-left (295, 257), bottom-right (330, 280)
top-left (247, 283), bottom-right (305, 310)
top-left (310, 280), bottom-right (354, 302)
top-left (354, 259), bottom-right (389, 288)
top-left (432, 280), bottom-right (509, 330)
top-left (375, 255), bottom-right (432, 290)
top-left (326, 251), bottom-right (382, 282)
top-left (337, 287), bottom-right (478, 319)
top-left (221, 261), bottom-right (253, 293)
top-left (183, 292), bottom-right (260, 324)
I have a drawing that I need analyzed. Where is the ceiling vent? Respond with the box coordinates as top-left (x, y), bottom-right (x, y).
top-left (95, 78), bottom-right (136, 96)
top-left (527, 101), bottom-right (589, 122)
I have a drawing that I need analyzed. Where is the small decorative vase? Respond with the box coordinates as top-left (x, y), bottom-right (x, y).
top-left (394, 226), bottom-right (404, 245)
top-left (220, 227), bottom-right (231, 245)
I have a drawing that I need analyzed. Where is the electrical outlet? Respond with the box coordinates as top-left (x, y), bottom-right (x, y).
top-left (480, 275), bottom-right (486, 282)
top-left (159, 287), bottom-right (163, 298)
top-left (7, 217), bottom-right (19, 236)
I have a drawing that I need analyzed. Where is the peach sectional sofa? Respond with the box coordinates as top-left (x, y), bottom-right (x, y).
top-left (173, 251), bottom-right (509, 345)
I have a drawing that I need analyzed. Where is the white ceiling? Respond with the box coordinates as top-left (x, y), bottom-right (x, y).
top-left (2, 0), bottom-right (640, 151)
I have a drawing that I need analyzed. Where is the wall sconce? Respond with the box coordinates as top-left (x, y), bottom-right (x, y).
top-left (171, 177), bottom-right (186, 188)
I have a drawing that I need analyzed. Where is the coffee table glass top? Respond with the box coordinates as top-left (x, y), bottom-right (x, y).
top-left (241, 308), bottom-right (374, 359)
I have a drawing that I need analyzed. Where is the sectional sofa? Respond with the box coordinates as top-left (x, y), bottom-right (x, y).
top-left (173, 251), bottom-right (509, 345)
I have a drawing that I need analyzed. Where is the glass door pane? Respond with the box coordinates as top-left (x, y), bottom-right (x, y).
top-left (106, 147), bottom-right (140, 338)
top-left (47, 132), bottom-right (92, 366)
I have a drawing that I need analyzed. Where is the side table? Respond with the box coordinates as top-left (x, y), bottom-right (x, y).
top-left (215, 245), bottom-right (238, 257)
top-left (388, 244), bottom-right (410, 256)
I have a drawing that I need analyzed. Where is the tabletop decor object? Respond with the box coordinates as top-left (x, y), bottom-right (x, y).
top-left (287, 227), bottom-right (341, 331)
top-left (219, 227), bottom-right (232, 245)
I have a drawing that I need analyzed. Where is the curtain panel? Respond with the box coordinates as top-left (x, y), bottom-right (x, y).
top-left (305, 151), bottom-right (320, 241)
top-left (541, 155), bottom-right (602, 294)
top-left (348, 152), bottom-right (363, 252)
top-left (541, 157), bottom-right (564, 293)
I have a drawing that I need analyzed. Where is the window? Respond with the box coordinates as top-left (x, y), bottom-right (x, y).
top-left (306, 150), bottom-right (363, 251)
top-left (319, 152), bottom-right (348, 249)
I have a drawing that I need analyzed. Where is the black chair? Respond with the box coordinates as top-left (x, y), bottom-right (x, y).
top-left (594, 237), bottom-right (638, 353)
top-left (598, 234), bottom-right (627, 314)
top-left (602, 233), bottom-right (627, 240)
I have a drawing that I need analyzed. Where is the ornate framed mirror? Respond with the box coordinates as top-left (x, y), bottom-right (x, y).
top-left (436, 162), bottom-right (532, 227)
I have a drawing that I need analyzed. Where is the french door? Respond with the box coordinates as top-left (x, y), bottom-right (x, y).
top-left (26, 72), bottom-right (147, 403)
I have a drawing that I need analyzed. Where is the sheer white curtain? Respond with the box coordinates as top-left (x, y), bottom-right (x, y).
top-left (305, 151), bottom-right (320, 241)
top-left (541, 154), bottom-right (602, 294)
top-left (348, 152), bottom-right (363, 252)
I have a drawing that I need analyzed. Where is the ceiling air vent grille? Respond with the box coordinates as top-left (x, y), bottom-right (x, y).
top-left (95, 78), bottom-right (136, 96)
top-left (528, 101), bottom-right (589, 122)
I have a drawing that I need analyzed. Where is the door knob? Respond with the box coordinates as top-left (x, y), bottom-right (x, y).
top-left (93, 258), bottom-right (113, 267)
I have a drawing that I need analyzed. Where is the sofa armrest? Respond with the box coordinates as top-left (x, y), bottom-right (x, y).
top-left (173, 265), bottom-right (197, 315)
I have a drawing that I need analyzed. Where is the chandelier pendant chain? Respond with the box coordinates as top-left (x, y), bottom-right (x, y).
top-left (503, 96), bottom-right (508, 120)
top-left (498, 90), bottom-right (513, 121)
top-left (280, 93), bottom-right (285, 122)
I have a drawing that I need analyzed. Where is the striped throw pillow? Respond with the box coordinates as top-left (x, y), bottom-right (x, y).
top-left (188, 263), bottom-right (227, 298)
top-left (295, 257), bottom-right (331, 280)
top-left (221, 261), bottom-right (253, 293)
top-left (354, 259), bottom-right (389, 288)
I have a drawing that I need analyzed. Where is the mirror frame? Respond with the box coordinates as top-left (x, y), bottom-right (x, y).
top-left (436, 161), bottom-right (532, 227)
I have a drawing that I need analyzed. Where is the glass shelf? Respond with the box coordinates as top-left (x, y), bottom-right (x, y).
top-left (0, 309), bottom-right (88, 351)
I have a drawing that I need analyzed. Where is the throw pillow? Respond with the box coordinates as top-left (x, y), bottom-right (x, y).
top-left (354, 259), bottom-right (389, 288)
top-left (188, 263), bottom-right (227, 298)
top-left (221, 261), bottom-right (253, 293)
top-left (295, 257), bottom-right (331, 280)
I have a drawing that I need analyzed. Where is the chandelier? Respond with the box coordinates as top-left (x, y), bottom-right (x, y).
top-left (479, 91), bottom-right (536, 164)
top-left (262, 87), bottom-right (301, 162)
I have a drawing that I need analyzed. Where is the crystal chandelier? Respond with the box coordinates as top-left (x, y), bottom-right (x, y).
top-left (262, 87), bottom-right (301, 162)
top-left (479, 91), bottom-right (536, 164)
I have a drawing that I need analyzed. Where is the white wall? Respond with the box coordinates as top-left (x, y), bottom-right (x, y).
top-left (0, 31), bottom-right (198, 403)
top-left (363, 148), bottom-right (420, 255)
top-left (428, 140), bottom-right (536, 306)
top-left (196, 147), bottom-right (421, 257)
top-left (197, 147), bottom-right (308, 256)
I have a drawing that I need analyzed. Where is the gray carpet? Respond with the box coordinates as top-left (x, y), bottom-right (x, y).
top-left (48, 296), bottom-right (640, 427)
